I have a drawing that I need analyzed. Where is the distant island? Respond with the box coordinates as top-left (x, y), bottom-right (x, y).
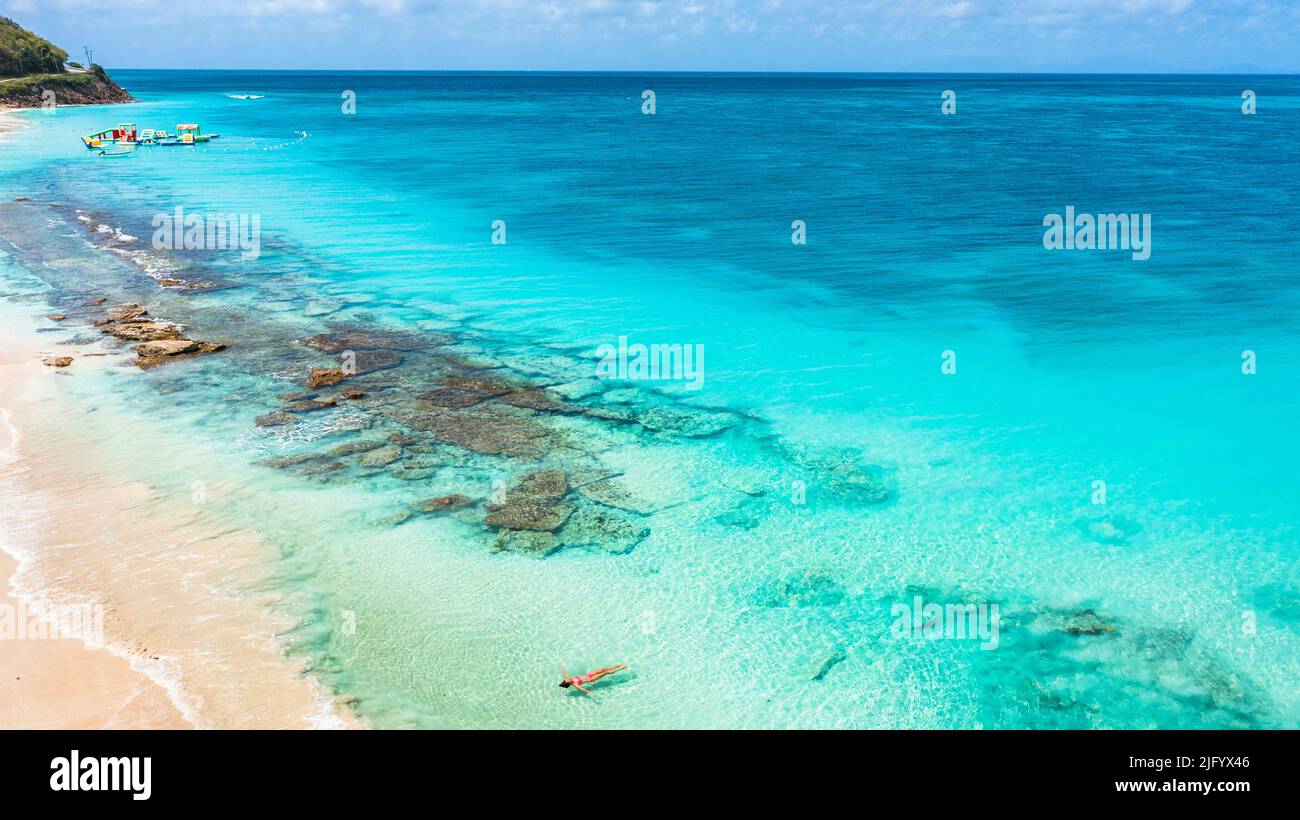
top-left (0, 16), bottom-right (131, 108)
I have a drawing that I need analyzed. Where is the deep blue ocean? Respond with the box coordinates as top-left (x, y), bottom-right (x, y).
top-left (1, 72), bottom-right (1297, 727)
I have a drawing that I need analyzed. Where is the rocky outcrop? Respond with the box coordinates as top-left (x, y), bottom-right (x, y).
top-left (255, 411), bottom-right (297, 427)
top-left (105, 321), bottom-right (184, 342)
top-left (413, 494), bottom-right (472, 514)
top-left (556, 505), bottom-right (649, 555)
top-left (308, 368), bottom-right (346, 389)
top-left (409, 405), bottom-right (555, 459)
top-left (283, 397), bottom-right (337, 413)
top-left (90, 303), bottom-right (226, 368)
top-left (0, 65), bottom-right (133, 108)
top-left (485, 469), bottom-right (574, 532)
top-left (493, 530), bottom-right (561, 556)
top-left (133, 339), bottom-right (226, 368)
top-left (300, 325), bottom-right (441, 353)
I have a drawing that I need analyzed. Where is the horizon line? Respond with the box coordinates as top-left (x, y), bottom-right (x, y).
top-left (102, 68), bottom-right (1300, 77)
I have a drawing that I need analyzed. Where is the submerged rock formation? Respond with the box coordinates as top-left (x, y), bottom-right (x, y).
top-left (90, 303), bottom-right (227, 368)
top-left (134, 339), bottom-right (226, 367)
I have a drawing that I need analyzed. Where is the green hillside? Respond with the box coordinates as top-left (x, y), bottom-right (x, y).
top-left (0, 16), bottom-right (69, 77)
top-left (0, 17), bottom-right (131, 107)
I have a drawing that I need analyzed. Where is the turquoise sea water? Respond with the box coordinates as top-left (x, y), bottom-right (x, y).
top-left (1, 72), bottom-right (1298, 728)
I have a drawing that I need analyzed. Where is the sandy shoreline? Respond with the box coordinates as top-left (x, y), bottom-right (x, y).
top-left (0, 110), bottom-right (26, 142)
top-left (0, 321), bottom-right (186, 727)
top-left (0, 302), bottom-right (352, 729)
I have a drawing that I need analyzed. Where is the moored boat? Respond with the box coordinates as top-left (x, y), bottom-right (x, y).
top-left (83, 123), bottom-right (219, 150)
top-left (81, 123), bottom-right (138, 150)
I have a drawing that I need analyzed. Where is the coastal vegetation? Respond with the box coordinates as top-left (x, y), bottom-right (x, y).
top-left (0, 17), bottom-right (131, 107)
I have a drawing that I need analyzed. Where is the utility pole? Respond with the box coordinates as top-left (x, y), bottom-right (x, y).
top-left (83, 46), bottom-right (93, 67)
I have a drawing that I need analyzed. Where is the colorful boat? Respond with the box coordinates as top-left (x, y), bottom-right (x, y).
top-left (83, 123), bottom-right (220, 150)
top-left (81, 123), bottom-right (138, 150)
top-left (158, 124), bottom-right (220, 145)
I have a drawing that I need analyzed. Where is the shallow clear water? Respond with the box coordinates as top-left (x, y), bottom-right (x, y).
top-left (1, 72), bottom-right (1297, 728)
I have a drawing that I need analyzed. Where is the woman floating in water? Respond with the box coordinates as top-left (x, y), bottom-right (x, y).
top-left (560, 664), bottom-right (627, 695)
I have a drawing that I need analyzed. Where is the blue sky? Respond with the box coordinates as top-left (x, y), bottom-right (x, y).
top-left (6, 0), bottom-right (1299, 72)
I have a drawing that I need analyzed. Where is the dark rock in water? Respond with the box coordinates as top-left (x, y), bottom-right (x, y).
top-left (493, 530), bottom-right (561, 557)
top-left (757, 570), bottom-right (847, 608)
top-left (321, 416), bottom-right (373, 436)
top-left (255, 411), bottom-right (297, 427)
top-left (47, 313), bottom-right (66, 321)
top-left (342, 390), bottom-right (368, 400)
top-left (302, 460), bottom-right (346, 477)
top-left (809, 649), bottom-right (847, 682)
top-left (581, 406), bottom-right (639, 425)
top-left (105, 321), bottom-right (183, 342)
top-left (308, 368), bottom-right (346, 388)
top-left (134, 339), bottom-right (226, 368)
top-left (486, 499), bottom-right (575, 532)
top-left (1063, 609), bottom-right (1119, 636)
top-left (557, 505), bottom-right (650, 554)
top-left (424, 374), bottom-right (514, 401)
top-left (387, 462), bottom-right (438, 481)
top-left (566, 464), bottom-right (625, 489)
top-left (422, 383), bottom-right (509, 408)
top-left (48, 356), bottom-right (74, 368)
top-left (325, 439), bottom-right (387, 457)
top-left (515, 469), bottom-right (568, 499)
top-left (299, 325), bottom-right (442, 353)
top-left (284, 398), bottom-right (338, 413)
top-left (356, 445), bottom-right (402, 467)
top-left (638, 406), bottom-right (738, 438)
top-left (280, 391), bottom-right (318, 402)
top-left (94, 304), bottom-right (148, 325)
top-left (413, 494), bottom-right (472, 513)
top-left (352, 349), bottom-right (403, 374)
top-left (387, 432), bottom-right (418, 446)
top-left (155, 277), bottom-right (219, 291)
top-left (485, 470), bottom-right (574, 531)
top-left (499, 389), bottom-right (579, 414)
top-left (414, 406), bottom-right (554, 459)
top-left (263, 452), bottom-right (324, 469)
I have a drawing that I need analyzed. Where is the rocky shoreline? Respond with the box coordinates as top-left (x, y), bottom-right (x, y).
top-left (0, 65), bottom-right (133, 109)
top-left (12, 195), bottom-right (901, 562)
